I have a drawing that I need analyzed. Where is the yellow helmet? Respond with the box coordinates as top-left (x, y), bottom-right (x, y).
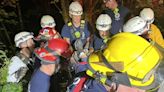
top-left (87, 32), bottom-right (161, 89)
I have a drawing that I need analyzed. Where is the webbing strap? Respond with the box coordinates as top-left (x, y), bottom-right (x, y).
top-left (101, 54), bottom-right (120, 72)
top-left (87, 64), bottom-right (113, 86)
top-left (68, 20), bottom-right (85, 39)
top-left (45, 46), bottom-right (58, 56)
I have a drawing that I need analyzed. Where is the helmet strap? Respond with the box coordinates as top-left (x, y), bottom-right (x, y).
top-left (101, 53), bottom-right (120, 72)
top-left (43, 45), bottom-right (60, 64)
top-left (45, 46), bottom-right (59, 56)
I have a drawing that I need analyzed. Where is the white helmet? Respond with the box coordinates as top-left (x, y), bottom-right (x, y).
top-left (123, 16), bottom-right (148, 35)
top-left (140, 8), bottom-right (154, 24)
top-left (69, 1), bottom-right (83, 16)
top-left (96, 14), bottom-right (112, 31)
top-left (40, 15), bottom-right (56, 28)
top-left (14, 32), bottom-right (34, 47)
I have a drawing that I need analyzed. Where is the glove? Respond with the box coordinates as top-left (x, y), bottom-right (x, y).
top-left (7, 56), bottom-right (28, 83)
top-left (79, 51), bottom-right (87, 59)
top-left (71, 51), bottom-right (80, 62)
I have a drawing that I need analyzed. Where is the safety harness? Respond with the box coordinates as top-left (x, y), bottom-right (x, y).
top-left (113, 7), bottom-right (120, 21)
top-left (68, 20), bottom-right (85, 39)
top-left (68, 20), bottom-right (92, 62)
top-left (16, 49), bottom-right (34, 70)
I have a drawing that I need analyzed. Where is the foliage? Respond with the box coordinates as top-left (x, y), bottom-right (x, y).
top-left (0, 0), bottom-right (18, 25)
top-left (1, 0), bottom-right (17, 7)
top-left (1, 82), bottom-right (23, 92)
top-left (0, 0), bottom-right (19, 56)
top-left (0, 50), bottom-right (23, 92)
top-left (0, 50), bottom-right (10, 84)
top-left (60, 0), bottom-right (70, 23)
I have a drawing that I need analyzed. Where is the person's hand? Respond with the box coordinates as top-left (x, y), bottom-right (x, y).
top-left (79, 51), bottom-right (87, 59)
top-left (53, 32), bottom-right (61, 38)
top-left (40, 64), bottom-right (57, 76)
top-left (89, 48), bottom-right (94, 53)
top-left (104, 83), bottom-right (117, 92)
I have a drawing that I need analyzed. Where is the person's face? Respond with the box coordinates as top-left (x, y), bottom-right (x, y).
top-left (140, 24), bottom-right (150, 38)
top-left (99, 31), bottom-right (110, 39)
top-left (143, 24), bottom-right (150, 34)
top-left (40, 64), bottom-right (56, 76)
top-left (72, 15), bottom-right (81, 24)
top-left (19, 38), bottom-right (35, 49)
top-left (104, 0), bottom-right (117, 9)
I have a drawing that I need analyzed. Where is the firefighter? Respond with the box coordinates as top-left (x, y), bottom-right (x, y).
top-left (39, 15), bottom-right (61, 39)
top-left (93, 14), bottom-right (112, 50)
top-left (67, 32), bottom-right (158, 91)
top-left (7, 32), bottom-right (35, 83)
top-left (29, 38), bottom-right (73, 92)
top-left (40, 15), bottom-right (56, 29)
top-left (140, 8), bottom-right (164, 48)
top-left (103, 0), bottom-right (130, 35)
top-left (139, 8), bottom-right (164, 92)
top-left (6, 31), bottom-right (35, 91)
top-left (61, 1), bottom-right (93, 62)
top-left (86, 32), bottom-right (161, 91)
top-left (123, 16), bottom-right (164, 48)
top-left (35, 15), bottom-right (61, 47)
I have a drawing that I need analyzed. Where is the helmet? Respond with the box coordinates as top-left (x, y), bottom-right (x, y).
top-left (123, 16), bottom-right (148, 35)
top-left (96, 14), bottom-right (112, 31)
top-left (40, 15), bottom-right (56, 28)
top-left (36, 27), bottom-right (57, 40)
top-left (69, 1), bottom-right (83, 16)
top-left (140, 8), bottom-right (154, 24)
top-left (14, 32), bottom-right (34, 47)
top-left (87, 33), bottom-right (161, 89)
top-left (34, 38), bottom-right (73, 64)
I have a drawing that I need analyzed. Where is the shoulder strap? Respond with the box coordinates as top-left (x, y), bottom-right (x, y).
top-left (68, 20), bottom-right (86, 39)
top-left (67, 21), bottom-right (77, 39)
top-left (16, 52), bottom-right (34, 70)
top-left (101, 54), bottom-right (120, 72)
top-left (80, 20), bottom-right (85, 37)
top-left (16, 53), bottom-right (29, 65)
top-left (68, 21), bottom-right (72, 27)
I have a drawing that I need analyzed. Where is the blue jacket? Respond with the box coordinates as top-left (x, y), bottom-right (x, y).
top-left (29, 69), bottom-right (50, 92)
top-left (104, 5), bottom-right (130, 35)
top-left (61, 21), bottom-right (90, 45)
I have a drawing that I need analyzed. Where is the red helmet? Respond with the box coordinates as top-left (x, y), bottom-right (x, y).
top-left (34, 38), bottom-right (73, 64)
top-left (39, 27), bottom-right (56, 36)
top-left (36, 27), bottom-right (57, 41)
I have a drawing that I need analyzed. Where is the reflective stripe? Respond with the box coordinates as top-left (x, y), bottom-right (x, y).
top-left (34, 47), bottom-right (59, 64)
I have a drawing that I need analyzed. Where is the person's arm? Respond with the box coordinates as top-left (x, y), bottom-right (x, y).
top-left (61, 24), bottom-right (72, 46)
top-left (29, 64), bottom-right (55, 92)
top-left (150, 24), bottom-right (164, 48)
top-left (73, 62), bottom-right (88, 73)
